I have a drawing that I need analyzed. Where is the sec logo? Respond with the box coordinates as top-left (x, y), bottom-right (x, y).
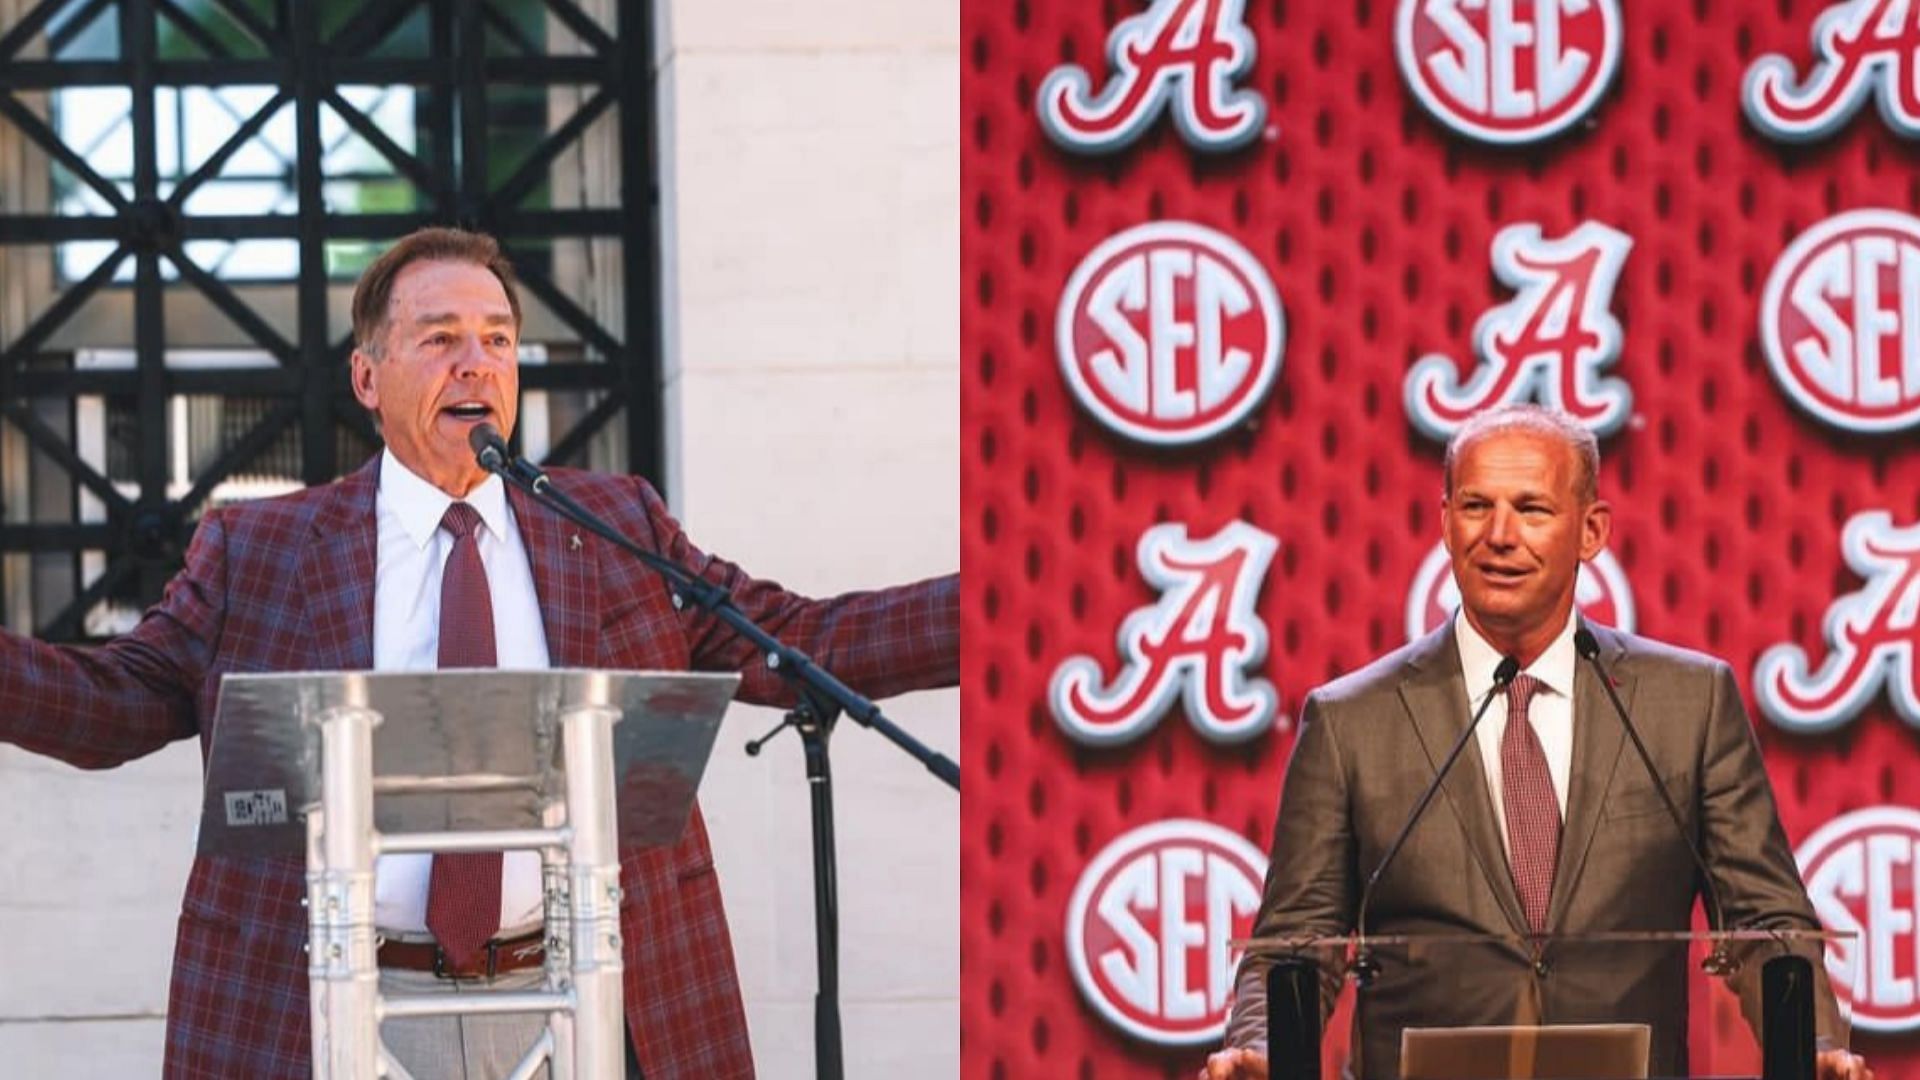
top-left (1065, 819), bottom-right (1268, 1046)
top-left (1056, 222), bottom-right (1284, 446)
top-left (1405, 539), bottom-right (1635, 642)
top-left (1797, 806), bottom-right (1920, 1032)
top-left (1760, 209), bottom-right (1920, 434)
top-left (1395, 0), bottom-right (1623, 145)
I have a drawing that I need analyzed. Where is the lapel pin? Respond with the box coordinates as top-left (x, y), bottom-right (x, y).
top-left (569, 533), bottom-right (583, 552)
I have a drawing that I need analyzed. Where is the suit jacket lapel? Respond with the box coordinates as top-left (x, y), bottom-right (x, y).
top-left (1397, 624), bottom-right (1531, 939)
top-left (1547, 620), bottom-right (1633, 931)
top-left (299, 456), bottom-right (379, 671)
top-left (508, 484), bottom-right (599, 668)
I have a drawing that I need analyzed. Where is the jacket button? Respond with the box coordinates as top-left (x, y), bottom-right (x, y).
top-left (1533, 959), bottom-right (1551, 978)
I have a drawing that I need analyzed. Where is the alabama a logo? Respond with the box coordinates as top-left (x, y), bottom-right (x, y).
top-left (1405, 221), bottom-right (1634, 441)
top-left (1057, 221), bottom-right (1285, 447)
top-left (1395, 0), bottom-right (1623, 144)
top-left (1756, 511), bottom-right (1920, 733)
top-left (1037, 0), bottom-right (1267, 154)
top-left (1050, 522), bottom-right (1280, 747)
top-left (1404, 540), bottom-right (1636, 641)
top-left (1066, 819), bottom-right (1268, 1045)
top-left (1759, 209), bottom-right (1920, 434)
top-left (1744, 0), bottom-right (1920, 142)
top-left (1796, 806), bottom-right (1920, 1032)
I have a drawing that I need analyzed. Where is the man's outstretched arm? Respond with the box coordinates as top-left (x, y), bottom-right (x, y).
top-left (626, 474), bottom-right (959, 702)
top-left (0, 509), bottom-right (223, 767)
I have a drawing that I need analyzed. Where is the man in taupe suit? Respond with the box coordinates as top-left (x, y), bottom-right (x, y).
top-left (1203, 406), bottom-right (1871, 1080)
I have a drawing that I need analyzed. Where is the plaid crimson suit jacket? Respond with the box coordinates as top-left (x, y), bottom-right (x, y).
top-left (0, 456), bottom-right (959, 1078)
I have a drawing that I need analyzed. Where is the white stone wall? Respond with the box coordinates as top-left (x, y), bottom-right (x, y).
top-left (653, 1), bottom-right (959, 1077)
top-left (0, 744), bottom-right (197, 1073)
top-left (0, 1), bottom-right (956, 1076)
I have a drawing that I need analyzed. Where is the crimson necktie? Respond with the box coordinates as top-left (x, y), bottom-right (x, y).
top-left (1500, 674), bottom-right (1560, 934)
top-left (424, 502), bottom-right (503, 968)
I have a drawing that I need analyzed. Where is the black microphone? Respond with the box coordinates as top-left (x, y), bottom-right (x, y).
top-left (474, 435), bottom-right (960, 789)
top-left (1574, 625), bottom-right (1737, 975)
top-left (469, 423), bottom-right (549, 493)
top-left (468, 422), bottom-right (511, 475)
top-left (468, 427), bottom-right (712, 611)
top-left (1352, 654), bottom-right (1522, 983)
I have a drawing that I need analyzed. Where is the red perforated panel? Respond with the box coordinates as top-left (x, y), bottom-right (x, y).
top-left (963, 1), bottom-right (1920, 1077)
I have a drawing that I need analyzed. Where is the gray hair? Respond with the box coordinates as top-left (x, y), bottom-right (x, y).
top-left (1442, 404), bottom-right (1600, 503)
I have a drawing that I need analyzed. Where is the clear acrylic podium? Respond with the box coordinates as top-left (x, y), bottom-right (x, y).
top-left (197, 669), bottom-right (739, 1080)
top-left (1238, 929), bottom-right (1855, 1080)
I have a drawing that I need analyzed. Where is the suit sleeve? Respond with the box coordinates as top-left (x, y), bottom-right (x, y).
top-left (0, 509), bottom-right (224, 768)
top-left (1223, 692), bottom-right (1357, 1050)
top-left (1697, 661), bottom-right (1847, 1046)
top-left (628, 478), bottom-right (958, 704)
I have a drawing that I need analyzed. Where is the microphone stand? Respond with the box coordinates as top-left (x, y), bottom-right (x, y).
top-left (474, 432), bottom-right (956, 1080)
top-left (1347, 656), bottom-right (1518, 1080)
top-left (1351, 656), bottom-right (1520, 984)
top-left (1574, 627), bottom-right (1736, 977)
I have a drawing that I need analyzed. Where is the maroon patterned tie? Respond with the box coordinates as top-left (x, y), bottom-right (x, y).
top-left (424, 502), bottom-right (502, 968)
top-left (1500, 674), bottom-right (1561, 934)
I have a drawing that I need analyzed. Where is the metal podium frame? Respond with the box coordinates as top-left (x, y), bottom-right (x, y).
top-left (199, 669), bottom-right (739, 1080)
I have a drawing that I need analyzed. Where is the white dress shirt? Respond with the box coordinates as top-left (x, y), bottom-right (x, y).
top-left (1454, 609), bottom-right (1578, 858)
top-left (371, 449), bottom-right (550, 936)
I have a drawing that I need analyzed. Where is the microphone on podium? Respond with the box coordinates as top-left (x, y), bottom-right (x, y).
top-left (1351, 654), bottom-right (1520, 983)
top-left (1574, 626), bottom-right (1737, 975)
top-left (468, 422), bottom-right (510, 473)
top-left (468, 423), bottom-right (548, 492)
top-left (460, 421), bottom-right (960, 791)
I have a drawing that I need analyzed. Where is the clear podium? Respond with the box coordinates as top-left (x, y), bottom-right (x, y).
top-left (197, 669), bottom-right (738, 1080)
top-left (1239, 929), bottom-right (1854, 1080)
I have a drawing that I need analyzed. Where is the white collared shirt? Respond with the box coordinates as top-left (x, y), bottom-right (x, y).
top-left (371, 448), bottom-right (550, 935)
top-left (1454, 609), bottom-right (1578, 857)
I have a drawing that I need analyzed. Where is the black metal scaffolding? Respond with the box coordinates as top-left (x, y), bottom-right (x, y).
top-left (0, 0), bottom-right (662, 640)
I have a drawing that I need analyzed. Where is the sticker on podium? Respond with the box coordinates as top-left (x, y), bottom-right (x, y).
top-left (223, 789), bottom-right (290, 827)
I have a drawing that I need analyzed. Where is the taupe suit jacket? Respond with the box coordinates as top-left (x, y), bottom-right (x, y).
top-left (1224, 620), bottom-right (1838, 1079)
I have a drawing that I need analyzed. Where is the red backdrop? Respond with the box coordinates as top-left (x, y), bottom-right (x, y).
top-left (962, 0), bottom-right (1920, 1076)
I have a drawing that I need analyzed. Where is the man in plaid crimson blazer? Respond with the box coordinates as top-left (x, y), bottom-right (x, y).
top-left (0, 228), bottom-right (958, 1078)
